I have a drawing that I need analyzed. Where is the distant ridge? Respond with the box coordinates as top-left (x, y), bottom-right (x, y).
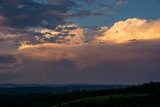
top-left (0, 83), bottom-right (127, 95)
top-left (0, 83), bottom-right (127, 88)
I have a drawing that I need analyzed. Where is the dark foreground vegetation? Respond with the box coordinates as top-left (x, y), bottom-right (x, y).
top-left (0, 82), bottom-right (160, 107)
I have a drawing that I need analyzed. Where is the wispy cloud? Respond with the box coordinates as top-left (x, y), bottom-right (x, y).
top-left (116, 1), bottom-right (128, 6)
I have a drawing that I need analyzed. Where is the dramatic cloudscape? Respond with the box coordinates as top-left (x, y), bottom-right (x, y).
top-left (0, 0), bottom-right (160, 84)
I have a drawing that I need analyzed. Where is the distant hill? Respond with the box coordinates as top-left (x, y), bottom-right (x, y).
top-left (0, 84), bottom-right (126, 95)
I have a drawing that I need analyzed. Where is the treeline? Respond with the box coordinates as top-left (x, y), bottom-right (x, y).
top-left (0, 82), bottom-right (160, 107)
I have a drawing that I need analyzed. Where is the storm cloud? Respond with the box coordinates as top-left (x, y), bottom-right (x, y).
top-left (14, 40), bottom-right (160, 84)
top-left (0, 0), bottom-right (160, 84)
top-left (12, 18), bottom-right (160, 84)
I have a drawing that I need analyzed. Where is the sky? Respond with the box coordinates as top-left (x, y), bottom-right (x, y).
top-left (0, 0), bottom-right (160, 84)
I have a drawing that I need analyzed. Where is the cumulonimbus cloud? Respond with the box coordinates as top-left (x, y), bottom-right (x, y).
top-left (1, 18), bottom-right (160, 84)
top-left (18, 18), bottom-right (160, 69)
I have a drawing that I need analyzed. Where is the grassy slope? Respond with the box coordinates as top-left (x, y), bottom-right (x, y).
top-left (54, 94), bottom-right (160, 107)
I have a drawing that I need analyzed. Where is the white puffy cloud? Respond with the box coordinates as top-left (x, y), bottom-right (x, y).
top-left (98, 18), bottom-right (160, 44)
top-left (27, 18), bottom-right (160, 45)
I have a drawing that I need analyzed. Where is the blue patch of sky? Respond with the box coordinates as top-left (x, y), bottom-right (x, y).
top-left (68, 0), bottom-right (160, 27)
top-left (32, 0), bottom-right (160, 27)
top-left (109, 0), bottom-right (160, 24)
top-left (32, 0), bottom-right (47, 4)
top-left (67, 0), bottom-right (114, 27)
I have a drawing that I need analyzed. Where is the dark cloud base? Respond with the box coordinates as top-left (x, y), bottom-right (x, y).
top-left (4, 40), bottom-right (160, 84)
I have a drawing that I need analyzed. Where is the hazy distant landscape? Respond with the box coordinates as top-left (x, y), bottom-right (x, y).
top-left (0, 82), bottom-right (160, 107)
top-left (0, 84), bottom-right (126, 95)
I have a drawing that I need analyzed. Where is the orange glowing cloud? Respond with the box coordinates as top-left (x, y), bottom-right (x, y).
top-left (18, 41), bottom-right (160, 69)
top-left (98, 18), bottom-right (160, 44)
top-left (18, 18), bottom-right (160, 69)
